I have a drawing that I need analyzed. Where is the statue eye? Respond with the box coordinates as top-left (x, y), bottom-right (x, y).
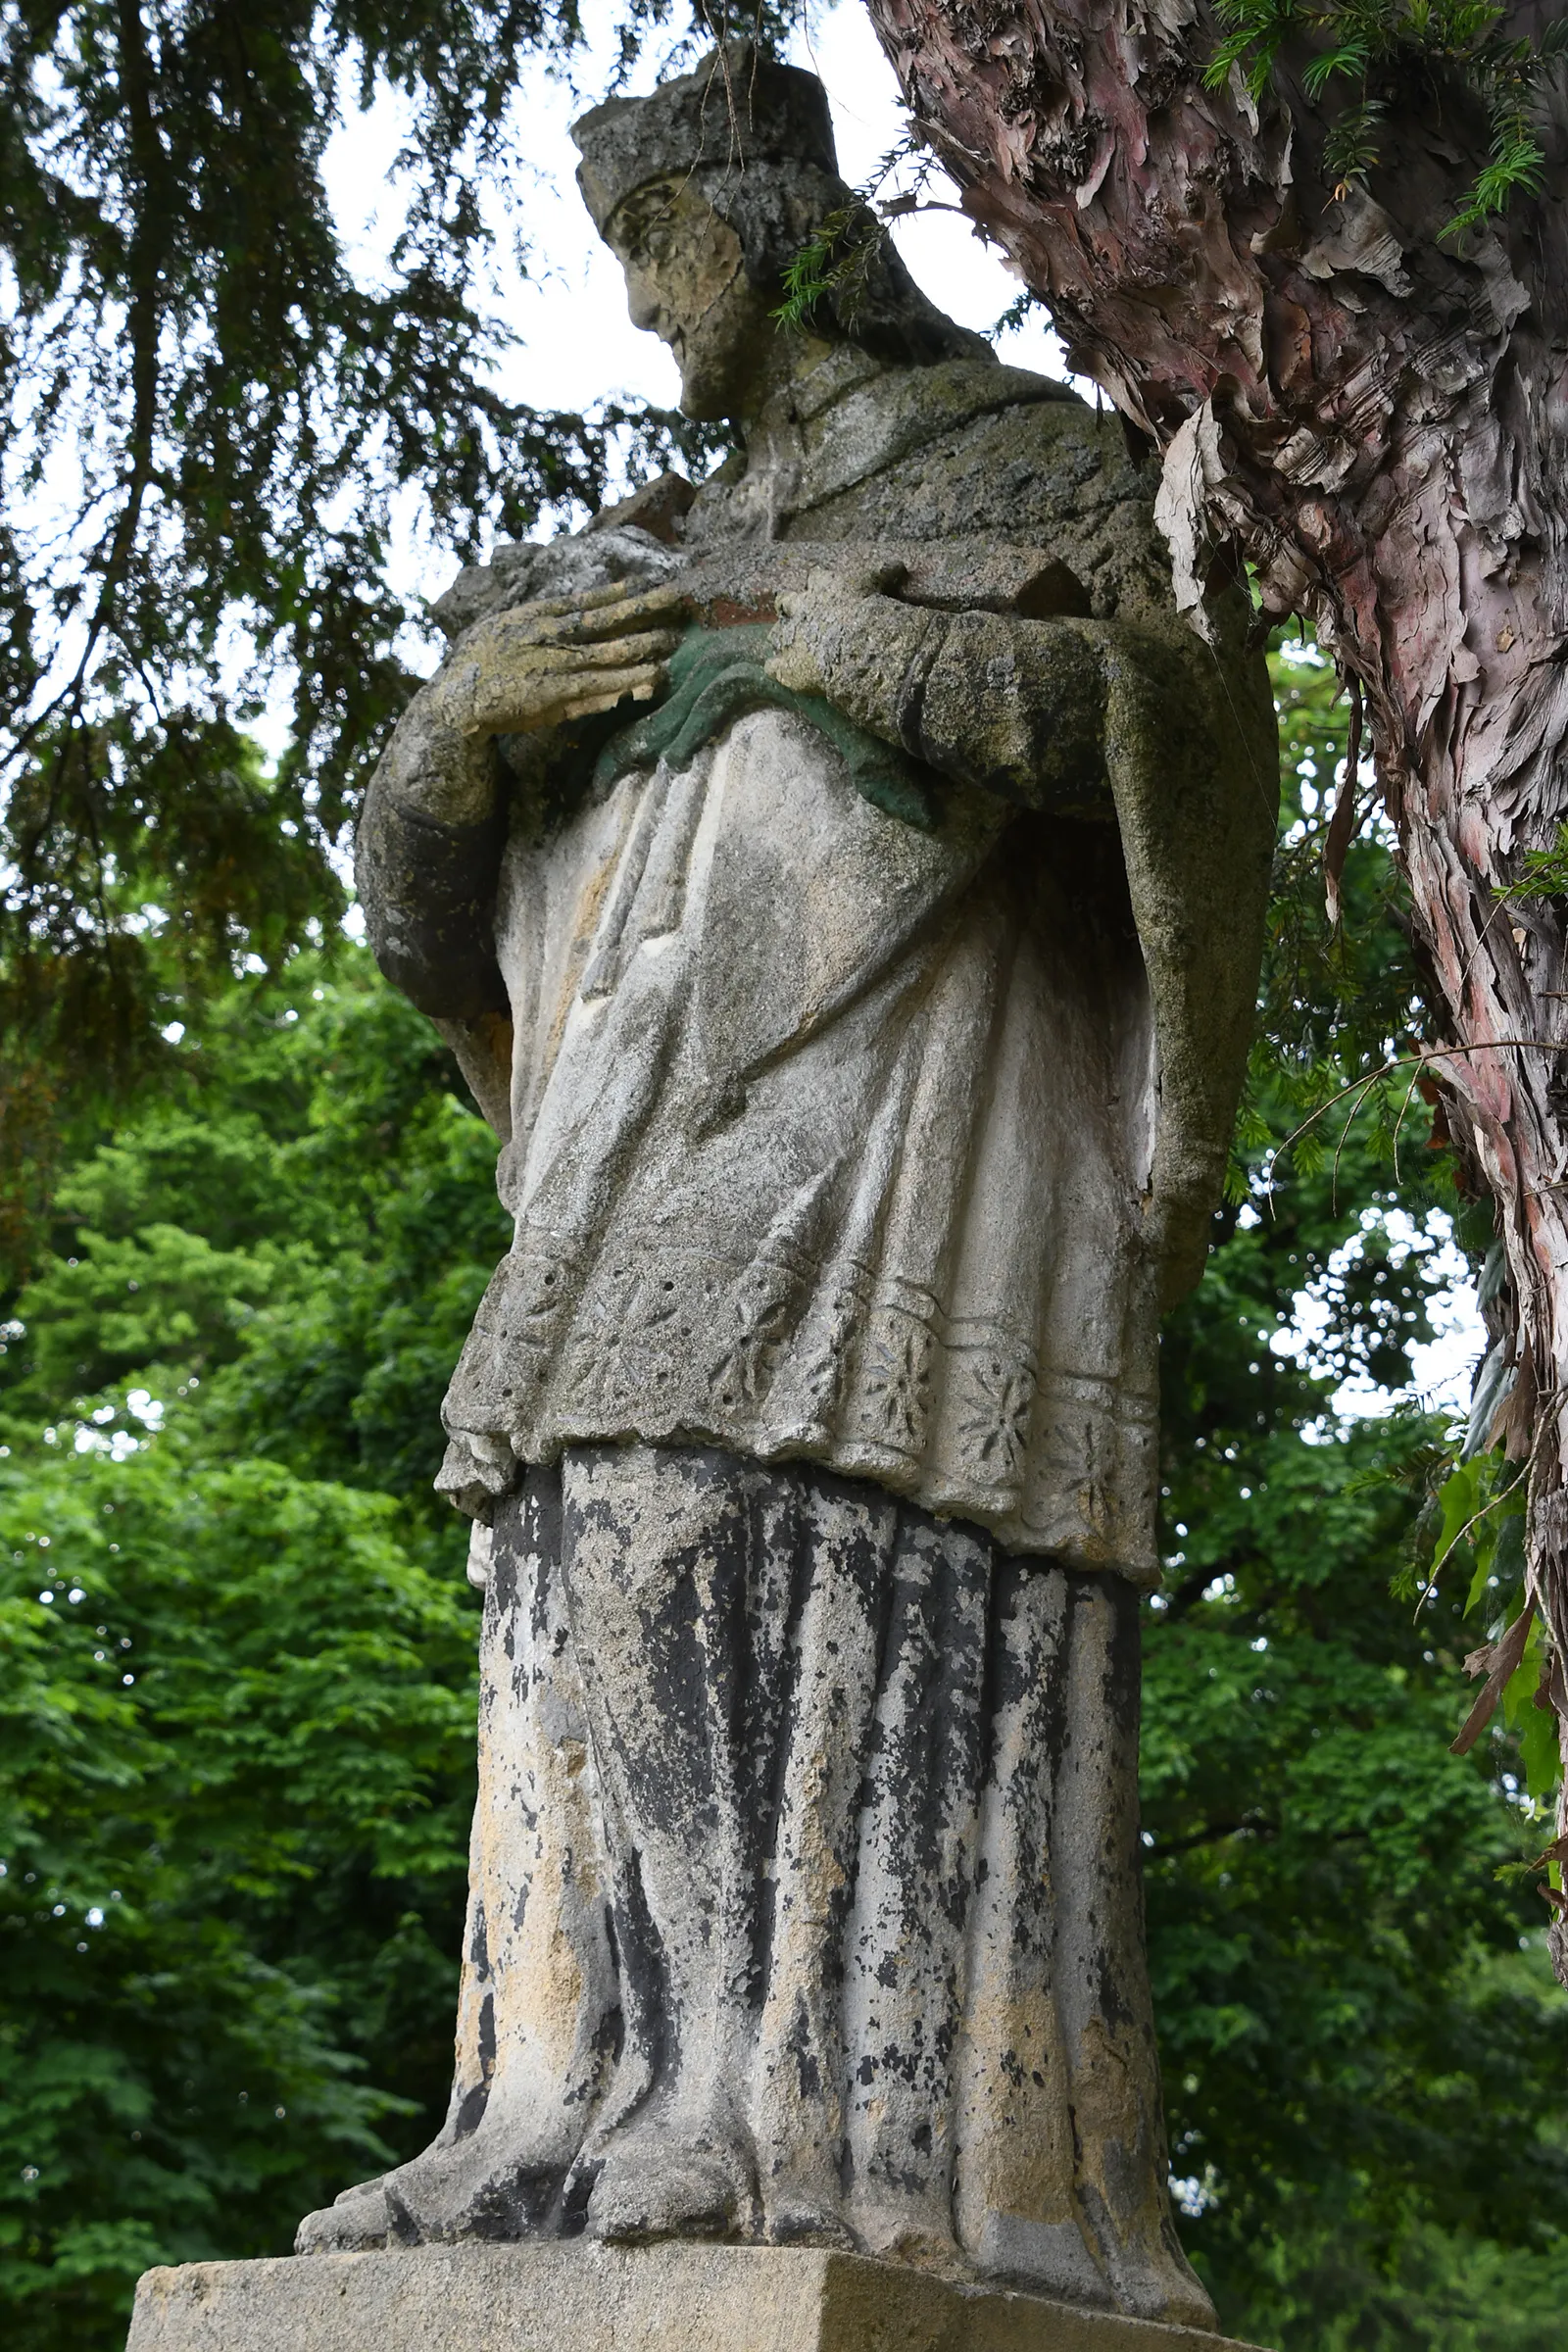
top-left (627, 223), bottom-right (674, 274)
top-left (618, 184), bottom-right (681, 260)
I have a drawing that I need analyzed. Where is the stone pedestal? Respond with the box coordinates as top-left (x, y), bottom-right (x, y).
top-left (125, 2243), bottom-right (1270, 2352)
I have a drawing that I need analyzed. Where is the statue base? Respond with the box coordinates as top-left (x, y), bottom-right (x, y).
top-left (125, 2242), bottom-right (1270, 2352)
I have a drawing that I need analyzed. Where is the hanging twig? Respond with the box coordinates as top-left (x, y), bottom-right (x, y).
top-left (1265, 1036), bottom-right (1568, 1203)
top-left (1322, 673), bottom-right (1363, 925)
top-left (1418, 1459), bottom-right (1530, 1618)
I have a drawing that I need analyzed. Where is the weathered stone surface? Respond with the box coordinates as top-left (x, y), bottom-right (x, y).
top-left (126, 2243), bottom-right (1271, 2352)
top-left (340, 1457), bottom-right (1174, 2308)
top-left (290, 36), bottom-right (1279, 2338)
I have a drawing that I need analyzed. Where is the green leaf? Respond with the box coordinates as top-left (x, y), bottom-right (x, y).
top-left (1433, 1458), bottom-right (1480, 1573)
top-left (1502, 1617), bottom-right (1561, 1802)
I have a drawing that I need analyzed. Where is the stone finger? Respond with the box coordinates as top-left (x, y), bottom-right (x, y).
top-left (551, 664), bottom-right (667, 722)
top-left (484, 628), bottom-right (677, 683)
top-left (472, 660), bottom-right (666, 735)
top-left (564, 626), bottom-right (683, 668)
top-left (500, 578), bottom-right (640, 625)
top-left (566, 583), bottom-right (687, 641)
top-left (484, 588), bottom-right (684, 655)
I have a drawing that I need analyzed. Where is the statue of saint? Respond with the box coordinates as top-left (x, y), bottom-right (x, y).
top-left (297, 45), bottom-right (1277, 2333)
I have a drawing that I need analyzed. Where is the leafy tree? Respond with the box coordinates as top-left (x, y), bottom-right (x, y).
top-left (1138, 639), bottom-right (1568, 2341)
top-left (0, 958), bottom-right (505, 2350)
top-left (1151, 1183), bottom-right (1568, 2345)
top-left (0, 1443), bottom-right (475, 2348)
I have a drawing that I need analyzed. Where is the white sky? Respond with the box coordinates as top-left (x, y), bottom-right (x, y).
top-left (1257, 1202), bottom-right (1485, 1426)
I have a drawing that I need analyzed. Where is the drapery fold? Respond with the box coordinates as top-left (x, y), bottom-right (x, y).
top-left (405, 1446), bottom-right (1204, 2326)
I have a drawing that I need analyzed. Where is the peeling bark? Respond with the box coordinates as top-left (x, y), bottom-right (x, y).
top-left (860, 0), bottom-right (1568, 1974)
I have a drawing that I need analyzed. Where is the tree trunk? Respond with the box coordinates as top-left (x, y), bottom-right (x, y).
top-left (860, 0), bottom-right (1568, 1972)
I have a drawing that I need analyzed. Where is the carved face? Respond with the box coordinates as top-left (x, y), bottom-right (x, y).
top-left (605, 176), bottom-right (775, 422)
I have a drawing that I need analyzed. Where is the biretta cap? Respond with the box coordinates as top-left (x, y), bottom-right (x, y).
top-left (572, 44), bottom-right (840, 231)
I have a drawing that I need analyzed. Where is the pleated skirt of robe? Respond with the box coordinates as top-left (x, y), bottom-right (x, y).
top-left (435, 1442), bottom-right (1208, 2328)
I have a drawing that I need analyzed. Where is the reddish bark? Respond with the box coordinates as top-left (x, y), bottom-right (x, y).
top-left (860, 0), bottom-right (1568, 1966)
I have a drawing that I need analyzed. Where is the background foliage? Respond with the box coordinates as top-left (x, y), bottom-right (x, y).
top-left (0, 960), bottom-right (504, 2347)
top-left (1141, 643), bottom-right (1568, 2344)
top-left (1203, 0), bottom-right (1568, 239)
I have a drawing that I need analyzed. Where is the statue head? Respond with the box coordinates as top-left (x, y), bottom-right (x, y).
top-left (571, 44), bottom-right (987, 423)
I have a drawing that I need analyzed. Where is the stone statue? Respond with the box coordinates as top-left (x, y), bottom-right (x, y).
top-left (297, 45), bottom-right (1277, 2334)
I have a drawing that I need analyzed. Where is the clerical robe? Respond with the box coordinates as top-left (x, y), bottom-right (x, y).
top-left (436, 693), bottom-right (1161, 1577)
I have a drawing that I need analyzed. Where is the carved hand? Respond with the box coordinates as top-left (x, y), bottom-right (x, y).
top-left (766, 565), bottom-right (933, 748)
top-left (358, 580), bottom-right (687, 1039)
top-left (443, 579), bottom-right (687, 739)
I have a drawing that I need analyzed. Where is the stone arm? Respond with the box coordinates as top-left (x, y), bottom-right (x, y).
top-left (355, 583), bottom-right (683, 1135)
top-left (769, 578), bottom-right (1279, 1303)
top-left (769, 579), bottom-right (1112, 817)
